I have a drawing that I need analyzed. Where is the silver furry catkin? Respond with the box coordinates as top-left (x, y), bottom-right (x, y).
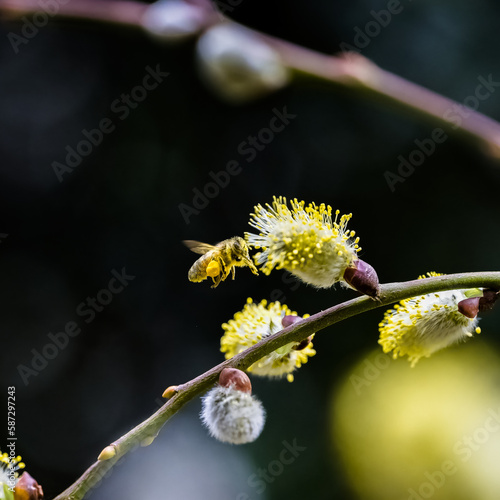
top-left (200, 368), bottom-right (265, 444)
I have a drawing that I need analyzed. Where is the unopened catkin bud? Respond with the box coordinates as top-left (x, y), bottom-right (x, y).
top-left (141, 0), bottom-right (208, 42)
top-left (97, 445), bottom-right (116, 461)
top-left (196, 24), bottom-right (289, 102)
top-left (343, 259), bottom-right (380, 299)
top-left (200, 368), bottom-right (265, 444)
top-left (141, 435), bottom-right (156, 447)
top-left (162, 385), bottom-right (179, 399)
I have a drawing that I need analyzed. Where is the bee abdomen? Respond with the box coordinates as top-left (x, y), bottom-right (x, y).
top-left (188, 253), bottom-right (216, 282)
top-left (188, 264), bottom-right (207, 282)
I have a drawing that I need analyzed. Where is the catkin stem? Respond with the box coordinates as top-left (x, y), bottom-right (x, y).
top-left (53, 272), bottom-right (500, 500)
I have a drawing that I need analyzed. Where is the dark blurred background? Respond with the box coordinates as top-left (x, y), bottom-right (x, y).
top-left (2, 0), bottom-right (500, 499)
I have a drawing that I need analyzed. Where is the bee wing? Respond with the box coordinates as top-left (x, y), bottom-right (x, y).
top-left (183, 240), bottom-right (217, 255)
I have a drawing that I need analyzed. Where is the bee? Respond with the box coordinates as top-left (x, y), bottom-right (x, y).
top-left (184, 236), bottom-right (258, 288)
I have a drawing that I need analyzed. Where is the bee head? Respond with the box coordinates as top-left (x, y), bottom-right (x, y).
top-left (232, 236), bottom-right (247, 254)
top-left (231, 237), bottom-right (258, 275)
top-left (230, 237), bottom-right (248, 262)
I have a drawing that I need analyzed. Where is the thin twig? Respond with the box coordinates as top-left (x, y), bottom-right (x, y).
top-left (0, 0), bottom-right (147, 26)
top-left (263, 38), bottom-right (500, 157)
top-left (52, 272), bottom-right (500, 500)
top-left (2, 0), bottom-right (500, 156)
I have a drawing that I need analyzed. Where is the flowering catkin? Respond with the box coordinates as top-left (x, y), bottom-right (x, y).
top-left (378, 272), bottom-right (482, 366)
top-left (221, 298), bottom-right (316, 382)
top-left (245, 196), bottom-right (361, 289)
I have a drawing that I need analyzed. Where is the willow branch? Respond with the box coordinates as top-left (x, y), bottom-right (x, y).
top-left (2, 0), bottom-right (500, 156)
top-left (262, 37), bottom-right (500, 157)
top-left (0, 0), bottom-right (148, 27)
top-left (52, 271), bottom-right (500, 500)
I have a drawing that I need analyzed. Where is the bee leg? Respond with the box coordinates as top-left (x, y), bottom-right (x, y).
top-left (249, 261), bottom-right (259, 275)
top-left (231, 266), bottom-right (236, 280)
top-left (211, 274), bottom-right (221, 288)
top-left (220, 259), bottom-right (230, 281)
top-left (210, 258), bottom-right (224, 288)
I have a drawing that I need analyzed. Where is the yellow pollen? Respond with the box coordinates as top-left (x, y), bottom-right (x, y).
top-left (206, 260), bottom-right (220, 278)
top-left (220, 298), bottom-right (316, 381)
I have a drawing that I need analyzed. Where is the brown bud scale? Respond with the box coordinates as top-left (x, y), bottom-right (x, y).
top-left (219, 367), bottom-right (252, 394)
top-left (343, 259), bottom-right (380, 299)
top-left (162, 385), bottom-right (179, 399)
top-left (281, 315), bottom-right (302, 328)
top-left (479, 288), bottom-right (500, 312)
top-left (292, 336), bottom-right (313, 351)
top-left (14, 472), bottom-right (44, 500)
top-left (457, 297), bottom-right (480, 319)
